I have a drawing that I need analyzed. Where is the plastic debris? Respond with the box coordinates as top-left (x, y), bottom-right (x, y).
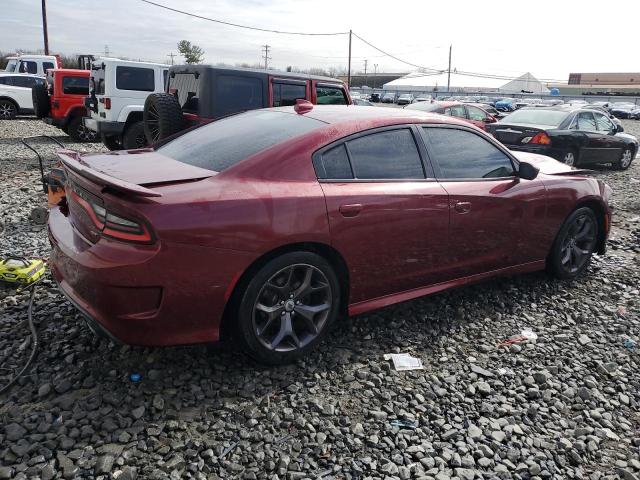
top-left (129, 372), bottom-right (141, 382)
top-left (623, 338), bottom-right (637, 352)
top-left (390, 419), bottom-right (418, 429)
top-left (499, 328), bottom-right (537, 347)
top-left (384, 353), bottom-right (424, 371)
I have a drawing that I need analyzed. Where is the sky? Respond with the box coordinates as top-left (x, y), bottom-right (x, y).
top-left (2, 0), bottom-right (640, 83)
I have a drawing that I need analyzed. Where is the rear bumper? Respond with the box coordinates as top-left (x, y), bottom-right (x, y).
top-left (83, 118), bottom-right (124, 136)
top-left (507, 145), bottom-right (565, 161)
top-left (48, 206), bottom-right (255, 346)
top-left (44, 117), bottom-right (66, 129)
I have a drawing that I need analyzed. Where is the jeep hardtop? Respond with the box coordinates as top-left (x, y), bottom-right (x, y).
top-left (143, 65), bottom-right (351, 143)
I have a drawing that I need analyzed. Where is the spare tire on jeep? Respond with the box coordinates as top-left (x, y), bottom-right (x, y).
top-left (143, 93), bottom-right (185, 144)
top-left (32, 84), bottom-right (50, 119)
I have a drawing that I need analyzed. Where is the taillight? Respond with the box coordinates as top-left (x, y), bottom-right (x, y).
top-left (104, 97), bottom-right (111, 109)
top-left (69, 188), bottom-right (153, 244)
top-left (528, 132), bottom-right (551, 145)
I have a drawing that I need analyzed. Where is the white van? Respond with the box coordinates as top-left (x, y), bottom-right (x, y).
top-left (4, 54), bottom-right (60, 76)
top-left (84, 57), bottom-right (169, 150)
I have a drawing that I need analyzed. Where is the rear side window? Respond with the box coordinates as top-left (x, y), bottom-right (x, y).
top-left (314, 144), bottom-right (353, 179)
top-left (316, 85), bottom-right (347, 105)
top-left (169, 72), bottom-right (200, 111)
top-left (12, 76), bottom-right (39, 88)
top-left (158, 110), bottom-right (323, 172)
top-left (273, 82), bottom-right (306, 107)
top-left (62, 76), bottom-right (89, 95)
top-left (19, 61), bottom-right (37, 74)
top-left (216, 75), bottom-right (263, 116)
top-left (43, 62), bottom-right (55, 72)
top-left (346, 129), bottom-right (424, 179)
top-left (0, 77), bottom-right (12, 85)
top-left (425, 127), bottom-right (515, 179)
top-left (116, 66), bottom-right (154, 91)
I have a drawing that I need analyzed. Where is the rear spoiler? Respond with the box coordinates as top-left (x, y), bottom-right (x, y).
top-left (548, 168), bottom-right (596, 176)
top-left (57, 150), bottom-right (162, 198)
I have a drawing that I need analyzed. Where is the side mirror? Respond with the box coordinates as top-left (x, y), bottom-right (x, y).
top-left (518, 161), bottom-right (539, 180)
top-left (484, 115), bottom-right (497, 123)
top-left (614, 123), bottom-right (624, 133)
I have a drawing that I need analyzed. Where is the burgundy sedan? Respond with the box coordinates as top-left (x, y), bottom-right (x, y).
top-left (49, 103), bottom-right (612, 364)
top-left (405, 101), bottom-right (498, 131)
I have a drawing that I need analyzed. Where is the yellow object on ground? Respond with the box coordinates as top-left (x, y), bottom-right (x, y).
top-left (0, 257), bottom-right (46, 286)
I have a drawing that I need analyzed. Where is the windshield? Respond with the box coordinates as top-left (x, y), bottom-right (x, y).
top-left (4, 59), bottom-right (17, 72)
top-left (158, 110), bottom-right (325, 172)
top-left (502, 109), bottom-right (567, 127)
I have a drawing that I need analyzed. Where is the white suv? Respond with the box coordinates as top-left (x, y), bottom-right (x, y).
top-left (4, 54), bottom-right (59, 76)
top-left (84, 57), bottom-right (169, 150)
top-left (0, 73), bottom-right (46, 119)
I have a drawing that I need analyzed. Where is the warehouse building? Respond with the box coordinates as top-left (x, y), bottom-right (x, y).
top-left (548, 72), bottom-right (640, 95)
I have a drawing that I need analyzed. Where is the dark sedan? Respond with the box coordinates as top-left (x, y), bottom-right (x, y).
top-left (488, 107), bottom-right (638, 170)
top-left (405, 101), bottom-right (498, 131)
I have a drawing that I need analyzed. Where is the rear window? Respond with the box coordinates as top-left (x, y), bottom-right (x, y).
top-left (116, 66), bottom-right (154, 91)
top-left (168, 72), bottom-right (200, 112)
top-left (91, 64), bottom-right (106, 95)
top-left (62, 76), bottom-right (89, 95)
top-left (503, 109), bottom-right (567, 126)
top-left (158, 110), bottom-right (324, 172)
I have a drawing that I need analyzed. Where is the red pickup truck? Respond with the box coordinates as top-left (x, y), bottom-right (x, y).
top-left (32, 69), bottom-right (97, 142)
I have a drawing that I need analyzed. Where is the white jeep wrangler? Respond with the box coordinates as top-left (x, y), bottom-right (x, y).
top-left (84, 57), bottom-right (169, 150)
top-left (3, 54), bottom-right (60, 76)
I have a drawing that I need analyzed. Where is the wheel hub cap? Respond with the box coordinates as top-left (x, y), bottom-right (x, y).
top-left (284, 300), bottom-right (295, 312)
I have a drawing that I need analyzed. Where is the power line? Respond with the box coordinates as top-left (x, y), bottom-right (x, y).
top-left (138, 0), bottom-right (348, 36)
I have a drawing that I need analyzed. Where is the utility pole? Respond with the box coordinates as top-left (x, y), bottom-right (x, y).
top-left (347, 29), bottom-right (352, 88)
top-left (447, 44), bottom-right (452, 92)
top-left (103, 45), bottom-right (110, 57)
top-left (167, 52), bottom-right (176, 65)
top-left (41, 0), bottom-right (49, 55)
top-left (262, 44), bottom-right (271, 70)
top-left (374, 63), bottom-right (378, 89)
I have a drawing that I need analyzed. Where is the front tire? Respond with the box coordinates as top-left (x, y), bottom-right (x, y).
top-left (616, 147), bottom-right (633, 170)
top-left (101, 134), bottom-right (122, 151)
top-left (235, 252), bottom-right (341, 365)
top-left (548, 207), bottom-right (598, 280)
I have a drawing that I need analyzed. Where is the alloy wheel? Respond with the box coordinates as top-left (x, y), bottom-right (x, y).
top-left (559, 213), bottom-right (596, 274)
top-left (620, 149), bottom-right (633, 169)
top-left (252, 264), bottom-right (332, 352)
top-left (563, 151), bottom-right (576, 166)
top-left (135, 132), bottom-right (147, 148)
top-left (146, 104), bottom-right (160, 142)
top-left (0, 101), bottom-right (16, 119)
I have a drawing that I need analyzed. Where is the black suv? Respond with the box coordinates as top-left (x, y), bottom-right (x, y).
top-left (143, 65), bottom-right (351, 143)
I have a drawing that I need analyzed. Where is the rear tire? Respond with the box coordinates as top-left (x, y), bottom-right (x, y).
top-left (101, 134), bottom-right (122, 151)
top-left (616, 147), bottom-right (633, 170)
top-left (0, 99), bottom-right (18, 120)
top-left (31, 84), bottom-right (50, 118)
top-left (143, 93), bottom-right (185, 144)
top-left (562, 149), bottom-right (578, 167)
top-left (235, 252), bottom-right (341, 365)
top-left (67, 116), bottom-right (97, 143)
top-left (548, 207), bottom-right (598, 280)
top-left (122, 121), bottom-right (148, 150)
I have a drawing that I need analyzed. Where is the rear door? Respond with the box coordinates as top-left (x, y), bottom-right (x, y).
top-left (271, 79), bottom-right (308, 107)
top-left (315, 126), bottom-right (451, 305)
top-left (8, 76), bottom-right (40, 109)
top-left (421, 125), bottom-right (548, 277)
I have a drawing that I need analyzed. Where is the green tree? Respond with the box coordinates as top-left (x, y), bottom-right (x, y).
top-left (177, 40), bottom-right (204, 64)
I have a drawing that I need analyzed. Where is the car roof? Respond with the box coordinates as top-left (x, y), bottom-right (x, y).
top-left (0, 72), bottom-right (43, 78)
top-left (95, 57), bottom-right (169, 68)
top-left (168, 64), bottom-right (344, 84)
top-left (48, 69), bottom-right (90, 75)
top-left (271, 104), bottom-right (473, 129)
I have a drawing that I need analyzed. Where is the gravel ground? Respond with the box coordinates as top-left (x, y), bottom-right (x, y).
top-left (0, 116), bottom-right (639, 480)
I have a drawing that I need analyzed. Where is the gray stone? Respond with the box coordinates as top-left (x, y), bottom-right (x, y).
top-left (5, 423), bottom-right (26, 441)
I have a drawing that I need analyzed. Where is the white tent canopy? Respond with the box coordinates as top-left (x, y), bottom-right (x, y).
top-left (382, 71), bottom-right (549, 94)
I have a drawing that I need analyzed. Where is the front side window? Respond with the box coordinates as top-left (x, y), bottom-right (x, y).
top-left (62, 76), bottom-right (89, 95)
top-left (216, 75), bottom-right (263, 116)
top-left (273, 82), bottom-right (306, 107)
top-left (19, 61), bottom-right (37, 74)
top-left (594, 113), bottom-right (614, 132)
top-left (467, 105), bottom-right (488, 121)
top-left (346, 129), bottom-right (424, 179)
top-left (316, 85), bottom-right (347, 105)
top-left (425, 127), bottom-right (515, 179)
top-left (116, 66), bottom-right (154, 91)
top-left (576, 112), bottom-right (597, 132)
top-left (43, 62), bottom-right (55, 72)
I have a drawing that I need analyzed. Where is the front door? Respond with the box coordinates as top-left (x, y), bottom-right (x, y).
top-left (313, 126), bottom-right (451, 304)
top-left (593, 112), bottom-right (624, 163)
top-left (421, 125), bottom-right (548, 278)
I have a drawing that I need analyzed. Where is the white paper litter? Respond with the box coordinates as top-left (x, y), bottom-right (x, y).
top-left (384, 353), bottom-right (424, 371)
top-left (521, 328), bottom-right (538, 340)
